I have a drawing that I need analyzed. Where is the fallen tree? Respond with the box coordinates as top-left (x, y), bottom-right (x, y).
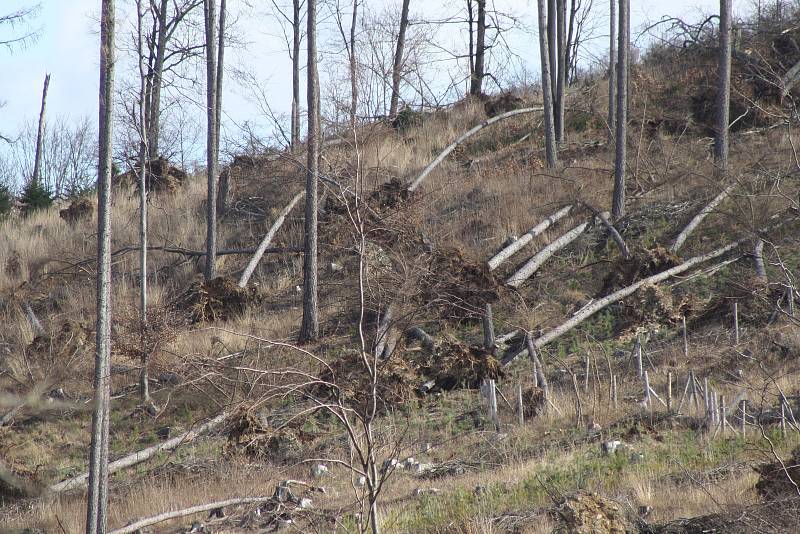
top-left (503, 237), bottom-right (749, 365)
top-left (487, 205), bottom-right (573, 271)
top-left (238, 190), bottom-right (304, 288)
top-left (49, 411), bottom-right (233, 493)
top-left (670, 183), bottom-right (736, 253)
top-left (506, 215), bottom-right (605, 288)
top-left (407, 107), bottom-right (543, 193)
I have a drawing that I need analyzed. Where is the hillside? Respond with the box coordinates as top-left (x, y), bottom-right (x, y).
top-left (3, 12), bottom-right (800, 533)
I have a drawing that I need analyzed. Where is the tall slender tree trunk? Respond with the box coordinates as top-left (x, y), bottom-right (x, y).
top-left (136, 0), bottom-right (150, 404)
top-left (389, 0), bottom-right (411, 118)
top-left (216, 0), bottom-right (226, 162)
top-left (538, 0), bottom-right (558, 168)
top-left (32, 73), bottom-right (50, 187)
top-left (565, 0), bottom-right (576, 85)
top-left (715, 0), bottom-right (732, 174)
top-left (204, 0), bottom-right (218, 281)
top-left (612, 0), bottom-right (629, 221)
top-left (291, 0), bottom-right (301, 148)
top-left (467, 0), bottom-right (475, 85)
top-left (147, 0), bottom-right (168, 159)
top-left (86, 1), bottom-right (115, 532)
top-left (349, 0), bottom-right (359, 132)
top-left (547, 0), bottom-right (557, 107)
top-left (607, 0), bottom-right (616, 144)
top-left (300, 0), bottom-right (320, 342)
top-left (470, 0), bottom-right (486, 96)
top-left (555, 0), bottom-right (566, 143)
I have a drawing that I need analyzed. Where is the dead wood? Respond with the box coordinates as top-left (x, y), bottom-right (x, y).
top-left (670, 183), bottom-right (736, 253)
top-left (487, 205), bottom-right (573, 271)
top-left (506, 214), bottom-right (606, 288)
top-left (49, 411), bottom-right (233, 493)
top-left (108, 496), bottom-right (270, 534)
top-left (238, 190), bottom-right (304, 288)
top-left (21, 301), bottom-right (46, 338)
top-left (407, 107), bottom-right (543, 193)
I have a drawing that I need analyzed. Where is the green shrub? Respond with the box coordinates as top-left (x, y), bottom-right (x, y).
top-left (20, 180), bottom-right (53, 215)
top-left (0, 183), bottom-right (12, 219)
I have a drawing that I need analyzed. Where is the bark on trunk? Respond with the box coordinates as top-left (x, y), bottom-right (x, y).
top-left (715, 0), bottom-right (732, 173)
top-left (291, 0), bottom-right (301, 148)
top-left (349, 0), bottom-right (359, 132)
top-left (555, 0), bottom-right (566, 144)
top-left (612, 0), bottom-right (629, 220)
top-left (31, 73), bottom-right (50, 187)
top-left (389, 0), bottom-right (411, 118)
top-left (408, 107), bottom-right (543, 192)
top-left (670, 183), bottom-right (736, 253)
top-left (136, 0), bottom-right (150, 403)
top-left (215, 0), bottom-right (226, 161)
top-left (238, 191), bottom-right (304, 288)
top-left (147, 0), bottom-right (168, 159)
top-left (204, 0), bottom-right (219, 281)
top-left (487, 204), bottom-right (572, 270)
top-left (86, 1), bottom-right (115, 531)
top-left (537, 0), bottom-right (558, 168)
top-left (300, 0), bottom-right (320, 342)
top-left (607, 0), bottom-right (616, 144)
top-left (547, 0), bottom-right (557, 106)
top-left (470, 0), bottom-right (486, 96)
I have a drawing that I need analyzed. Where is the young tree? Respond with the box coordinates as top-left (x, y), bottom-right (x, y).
top-left (31, 73), bottom-right (50, 186)
top-left (555, 0), bottom-right (565, 143)
top-left (86, 0), bottom-right (115, 531)
top-left (300, 0), bottom-right (320, 342)
top-left (469, 0), bottom-right (486, 96)
top-left (292, 0), bottom-right (303, 147)
top-left (204, 0), bottom-right (219, 281)
top-left (388, 0), bottom-right (411, 117)
top-left (715, 0), bottom-right (732, 174)
top-left (537, 0), bottom-right (558, 168)
top-left (611, 0), bottom-right (628, 220)
top-left (607, 0), bottom-right (616, 144)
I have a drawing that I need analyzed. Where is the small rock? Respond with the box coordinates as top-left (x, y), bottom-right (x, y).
top-left (630, 452), bottom-right (645, 464)
top-left (156, 426), bottom-right (171, 440)
top-left (48, 388), bottom-right (67, 401)
top-left (419, 380), bottom-right (436, 393)
top-left (382, 458), bottom-right (398, 471)
top-left (329, 262), bottom-right (344, 273)
top-left (401, 457), bottom-right (416, 469)
top-left (415, 462), bottom-right (432, 474)
top-left (311, 463), bottom-right (329, 478)
top-left (208, 507), bottom-right (225, 518)
top-left (638, 505), bottom-right (653, 517)
top-left (413, 487), bottom-right (440, 496)
top-left (275, 518), bottom-right (294, 531)
top-left (601, 440), bottom-right (623, 455)
top-left (298, 497), bottom-right (313, 509)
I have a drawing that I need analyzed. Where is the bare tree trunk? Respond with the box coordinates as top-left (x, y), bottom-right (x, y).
top-left (215, 0), bottom-right (226, 161)
top-left (555, 0), bottom-right (566, 144)
top-left (612, 0), bottom-right (629, 220)
top-left (147, 0), bottom-right (168, 159)
top-left (670, 183), bottom-right (736, 253)
top-left (565, 0), bottom-right (576, 86)
top-left (389, 0), bottom-right (411, 118)
top-left (204, 0), bottom-right (219, 281)
top-left (86, 0), bottom-right (115, 531)
top-left (349, 0), bottom-right (358, 132)
top-left (32, 73), bottom-right (50, 187)
top-left (537, 0), bottom-right (558, 168)
top-left (547, 0), bottom-right (557, 107)
top-left (715, 0), bottom-right (732, 174)
top-left (487, 204), bottom-right (572, 270)
top-left (136, 0), bottom-right (150, 404)
top-left (291, 0), bottom-right (301, 148)
top-left (469, 0), bottom-right (486, 96)
top-left (300, 0), bottom-right (320, 342)
top-left (607, 0), bottom-right (616, 144)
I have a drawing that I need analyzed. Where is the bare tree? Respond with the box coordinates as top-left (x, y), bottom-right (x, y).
top-left (215, 0), bottom-right (226, 159)
top-left (292, 0), bottom-right (303, 147)
top-left (300, 0), bottom-right (320, 342)
top-left (85, 0), bottom-right (115, 531)
top-left (715, 0), bottom-right (732, 174)
top-left (31, 73), bottom-right (50, 187)
top-left (0, 4), bottom-right (40, 52)
top-left (611, 0), bottom-right (629, 220)
top-left (469, 0), bottom-right (486, 96)
top-left (389, 0), bottom-right (411, 117)
top-left (204, 0), bottom-right (219, 281)
top-left (555, 0), bottom-right (566, 143)
top-left (538, 0), bottom-right (558, 168)
top-left (607, 0), bottom-right (616, 144)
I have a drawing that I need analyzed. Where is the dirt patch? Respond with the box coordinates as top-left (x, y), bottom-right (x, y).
top-left (224, 410), bottom-right (307, 464)
top-left (58, 197), bottom-right (93, 224)
top-left (116, 157), bottom-right (188, 193)
top-left (554, 490), bottom-right (640, 533)
top-left (416, 337), bottom-right (503, 391)
top-left (653, 513), bottom-right (742, 533)
top-left (369, 177), bottom-right (409, 210)
top-left (27, 320), bottom-right (91, 362)
top-left (484, 92), bottom-right (525, 117)
top-left (173, 277), bottom-right (260, 323)
top-left (754, 446), bottom-right (800, 501)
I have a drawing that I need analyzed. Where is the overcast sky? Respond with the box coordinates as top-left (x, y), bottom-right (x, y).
top-left (1, 0), bottom-right (743, 165)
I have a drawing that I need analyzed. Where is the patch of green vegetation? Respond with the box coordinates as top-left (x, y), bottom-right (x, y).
top-left (20, 179), bottom-right (52, 215)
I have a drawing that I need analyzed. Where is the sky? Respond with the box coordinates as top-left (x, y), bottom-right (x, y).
top-left (0, 0), bottom-right (744, 166)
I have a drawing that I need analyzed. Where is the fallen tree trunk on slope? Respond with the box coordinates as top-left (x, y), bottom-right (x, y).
top-left (407, 107), bottom-right (543, 193)
top-left (238, 190), bottom-right (304, 288)
top-left (502, 237), bottom-right (748, 365)
top-left (109, 496), bottom-right (271, 534)
top-left (670, 183), bottom-right (736, 253)
top-left (506, 214), bottom-right (607, 288)
top-left (487, 205), bottom-right (573, 271)
top-left (49, 411), bottom-right (233, 493)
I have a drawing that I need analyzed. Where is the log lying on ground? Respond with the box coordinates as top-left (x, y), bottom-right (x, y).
top-left (408, 326), bottom-right (436, 352)
top-left (594, 209), bottom-right (631, 260)
top-left (407, 107), bottom-right (543, 193)
top-left (670, 183), bottom-right (736, 253)
top-left (753, 238), bottom-right (767, 283)
top-left (238, 191), bottom-right (304, 288)
top-left (487, 205), bottom-right (573, 271)
top-left (506, 214), bottom-right (607, 288)
top-left (49, 411), bottom-right (233, 493)
top-left (109, 496), bottom-right (271, 534)
top-left (502, 237), bottom-right (747, 365)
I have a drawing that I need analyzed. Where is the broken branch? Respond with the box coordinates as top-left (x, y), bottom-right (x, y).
top-left (487, 205), bottom-right (573, 271)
